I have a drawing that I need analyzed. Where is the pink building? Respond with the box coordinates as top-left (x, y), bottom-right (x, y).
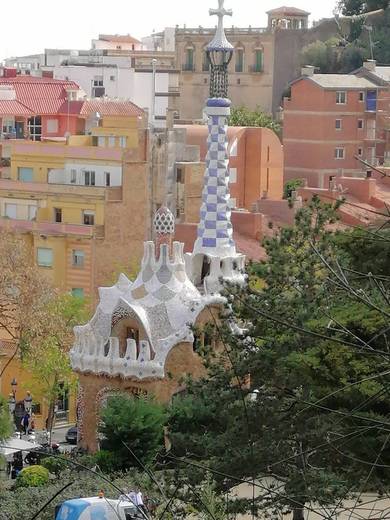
top-left (283, 66), bottom-right (388, 189)
top-left (0, 73), bottom-right (82, 141)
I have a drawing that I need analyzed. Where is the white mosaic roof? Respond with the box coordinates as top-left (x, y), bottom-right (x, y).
top-left (70, 241), bottom-right (222, 380)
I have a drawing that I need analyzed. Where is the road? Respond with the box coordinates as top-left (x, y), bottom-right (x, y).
top-left (51, 424), bottom-right (76, 452)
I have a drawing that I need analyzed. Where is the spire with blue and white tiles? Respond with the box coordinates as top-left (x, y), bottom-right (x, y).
top-left (186, 0), bottom-right (246, 293)
top-left (193, 0), bottom-right (235, 258)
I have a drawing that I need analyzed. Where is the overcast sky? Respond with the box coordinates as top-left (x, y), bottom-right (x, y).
top-left (1, 0), bottom-right (337, 61)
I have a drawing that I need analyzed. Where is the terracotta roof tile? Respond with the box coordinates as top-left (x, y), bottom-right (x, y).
top-left (0, 100), bottom-right (34, 116)
top-left (79, 99), bottom-right (144, 117)
top-left (266, 6), bottom-right (310, 16)
top-left (0, 77), bottom-right (81, 115)
top-left (98, 34), bottom-right (141, 44)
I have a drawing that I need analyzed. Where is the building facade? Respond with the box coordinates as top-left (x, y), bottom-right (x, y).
top-left (283, 65), bottom-right (388, 188)
top-left (3, 35), bottom-right (180, 128)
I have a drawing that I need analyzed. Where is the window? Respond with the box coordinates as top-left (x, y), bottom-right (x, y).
top-left (97, 136), bottom-right (105, 147)
top-left (27, 116), bottom-right (42, 141)
top-left (2, 118), bottom-right (14, 134)
top-left (4, 203), bottom-right (17, 219)
top-left (176, 167), bottom-right (184, 183)
top-left (183, 48), bottom-right (194, 71)
top-left (47, 119), bottom-right (59, 133)
top-left (72, 288), bottom-right (84, 299)
top-left (93, 76), bottom-right (103, 87)
top-left (105, 172), bottom-right (111, 187)
top-left (336, 91), bottom-right (347, 104)
top-left (28, 206), bottom-right (37, 221)
top-left (83, 210), bottom-right (95, 226)
top-left (335, 119), bottom-right (342, 130)
top-left (119, 136), bottom-right (127, 148)
top-left (359, 91), bottom-right (365, 102)
top-left (108, 137), bottom-right (116, 148)
top-left (335, 147), bottom-right (345, 160)
top-left (70, 169), bottom-right (77, 184)
top-left (358, 119), bottom-right (364, 129)
top-left (37, 248), bottom-right (53, 267)
top-left (202, 51), bottom-right (210, 72)
top-left (358, 147), bottom-right (363, 156)
top-left (366, 90), bottom-right (377, 112)
top-left (72, 250), bottom-right (85, 267)
top-left (110, 75), bottom-right (116, 81)
top-left (54, 208), bottom-right (62, 223)
top-left (253, 49), bottom-right (263, 73)
top-left (229, 168), bottom-right (237, 183)
top-left (18, 167), bottom-right (33, 182)
top-left (84, 171), bottom-right (95, 186)
top-left (235, 49), bottom-right (244, 73)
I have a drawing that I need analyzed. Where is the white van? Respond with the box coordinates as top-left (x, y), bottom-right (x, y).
top-left (55, 496), bottom-right (143, 520)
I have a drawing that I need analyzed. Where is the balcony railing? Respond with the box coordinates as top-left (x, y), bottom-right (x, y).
top-left (182, 64), bottom-right (195, 72)
top-left (0, 217), bottom-right (104, 238)
top-left (249, 65), bottom-right (263, 73)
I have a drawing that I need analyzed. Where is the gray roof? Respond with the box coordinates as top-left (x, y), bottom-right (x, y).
top-left (308, 74), bottom-right (379, 89)
top-left (372, 66), bottom-right (390, 82)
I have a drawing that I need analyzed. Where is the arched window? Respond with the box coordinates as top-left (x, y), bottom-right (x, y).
top-left (183, 43), bottom-right (195, 72)
top-left (235, 45), bottom-right (245, 73)
top-left (252, 46), bottom-right (264, 73)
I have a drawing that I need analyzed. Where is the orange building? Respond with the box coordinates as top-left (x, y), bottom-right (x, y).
top-left (173, 124), bottom-right (288, 261)
top-left (283, 65), bottom-right (388, 189)
top-left (178, 125), bottom-right (284, 212)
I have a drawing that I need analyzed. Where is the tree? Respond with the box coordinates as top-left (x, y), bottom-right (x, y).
top-left (22, 293), bottom-right (88, 433)
top-left (98, 394), bottom-right (166, 470)
top-left (300, 38), bottom-right (366, 74)
top-left (338, 0), bottom-right (389, 15)
top-left (167, 198), bottom-right (390, 519)
top-left (229, 106), bottom-right (281, 136)
top-left (0, 231), bottom-right (53, 354)
top-left (0, 395), bottom-right (12, 441)
top-left (284, 179), bottom-right (305, 200)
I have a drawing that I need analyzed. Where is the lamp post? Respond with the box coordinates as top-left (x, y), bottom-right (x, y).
top-left (8, 393), bottom-right (16, 415)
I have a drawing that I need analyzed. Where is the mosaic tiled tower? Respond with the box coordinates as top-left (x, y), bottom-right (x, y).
top-left (186, 0), bottom-right (246, 292)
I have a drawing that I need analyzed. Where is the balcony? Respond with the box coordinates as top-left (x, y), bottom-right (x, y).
top-left (182, 64), bottom-right (195, 72)
top-left (0, 217), bottom-right (104, 238)
top-left (249, 65), bottom-right (263, 73)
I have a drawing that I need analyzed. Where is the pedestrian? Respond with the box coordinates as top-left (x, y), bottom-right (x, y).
top-left (24, 391), bottom-right (33, 414)
top-left (21, 412), bottom-right (30, 435)
top-left (28, 415), bottom-right (35, 434)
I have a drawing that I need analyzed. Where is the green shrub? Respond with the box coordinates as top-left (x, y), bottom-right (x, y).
top-left (93, 450), bottom-right (123, 473)
top-left (16, 465), bottom-right (49, 488)
top-left (41, 456), bottom-right (69, 476)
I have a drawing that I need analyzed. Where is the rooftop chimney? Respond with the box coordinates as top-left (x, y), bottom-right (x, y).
top-left (301, 65), bottom-right (315, 77)
top-left (363, 60), bottom-right (376, 72)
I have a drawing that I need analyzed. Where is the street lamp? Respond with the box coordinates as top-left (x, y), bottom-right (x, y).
top-left (11, 377), bottom-right (17, 398)
top-left (8, 393), bottom-right (16, 415)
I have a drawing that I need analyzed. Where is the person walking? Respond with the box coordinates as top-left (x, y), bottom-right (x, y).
top-left (21, 412), bottom-right (30, 435)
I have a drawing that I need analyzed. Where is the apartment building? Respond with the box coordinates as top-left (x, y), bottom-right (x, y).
top-left (4, 34), bottom-right (180, 127)
top-left (283, 65), bottom-right (388, 188)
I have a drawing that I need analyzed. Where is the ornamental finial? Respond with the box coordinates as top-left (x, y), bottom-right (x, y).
top-left (208, 0), bottom-right (233, 51)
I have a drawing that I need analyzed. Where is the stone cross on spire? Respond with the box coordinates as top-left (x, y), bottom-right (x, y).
top-left (208, 0), bottom-right (233, 51)
top-left (210, 0), bottom-right (232, 33)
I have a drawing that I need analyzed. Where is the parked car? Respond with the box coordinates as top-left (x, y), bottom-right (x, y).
top-left (65, 425), bottom-right (78, 444)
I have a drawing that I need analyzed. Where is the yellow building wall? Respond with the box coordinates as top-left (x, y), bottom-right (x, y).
top-left (11, 154), bottom-right (65, 183)
top-left (0, 351), bottom-right (76, 431)
top-left (37, 198), bottom-right (104, 226)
